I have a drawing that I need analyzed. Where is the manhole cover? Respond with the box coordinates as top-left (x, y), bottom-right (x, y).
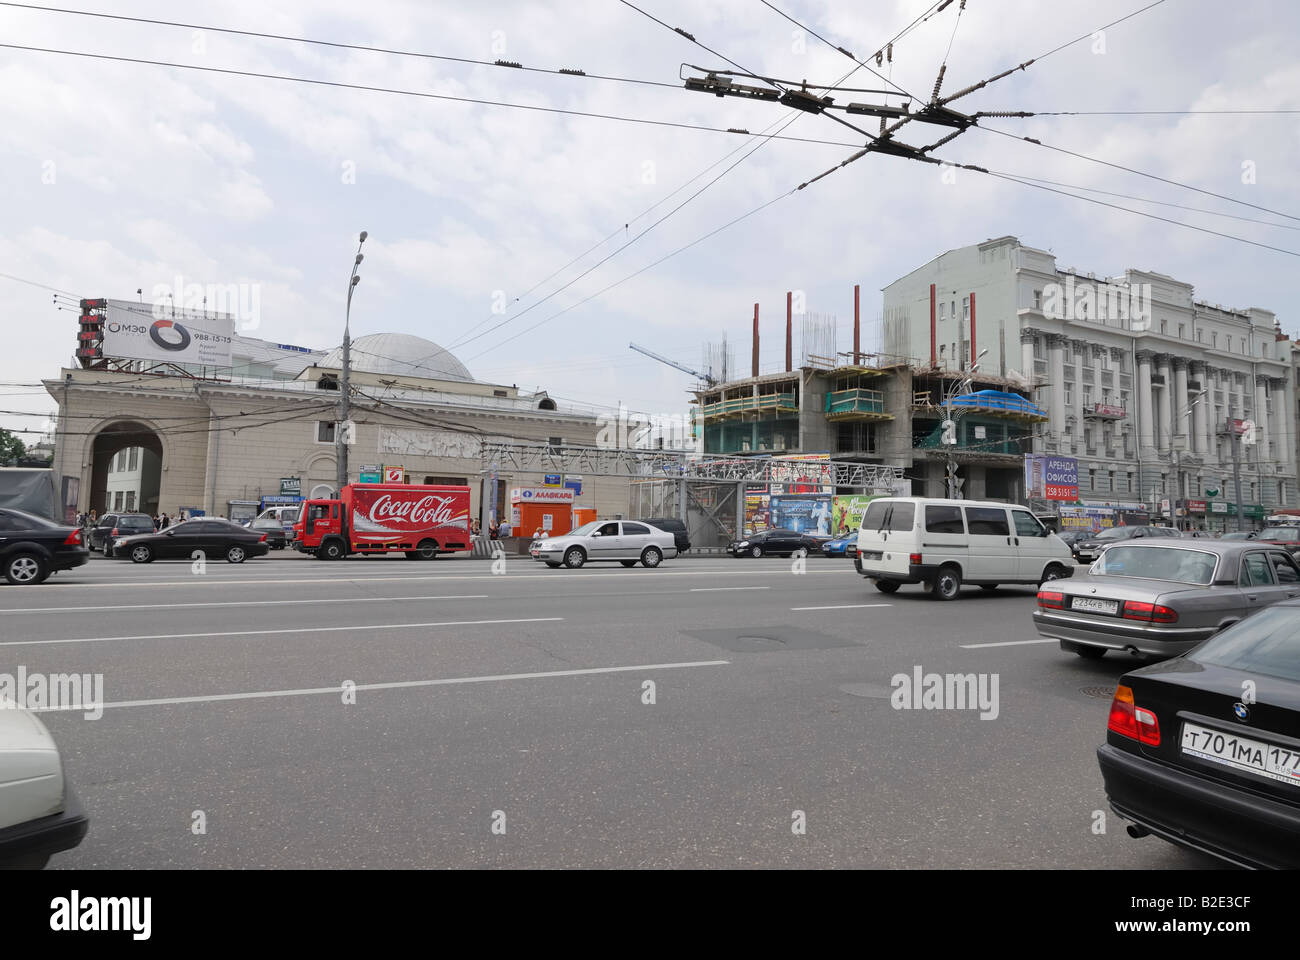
top-left (839, 682), bottom-right (893, 699)
top-left (1080, 686), bottom-right (1114, 699)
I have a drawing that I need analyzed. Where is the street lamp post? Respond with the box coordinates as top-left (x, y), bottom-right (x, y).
top-left (337, 231), bottom-right (368, 492)
top-left (942, 349), bottom-right (988, 498)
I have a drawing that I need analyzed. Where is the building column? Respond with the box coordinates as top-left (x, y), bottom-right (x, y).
top-left (1071, 341), bottom-right (1085, 453)
top-left (1048, 334), bottom-right (1066, 444)
top-left (1156, 354), bottom-right (1173, 454)
top-left (1254, 375), bottom-right (1272, 465)
top-left (1173, 357), bottom-right (1190, 450)
top-left (1277, 376), bottom-right (1296, 482)
top-left (1136, 350), bottom-right (1155, 456)
top-left (1020, 328), bottom-right (1037, 385)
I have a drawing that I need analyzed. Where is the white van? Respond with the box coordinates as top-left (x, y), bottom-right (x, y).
top-left (854, 497), bottom-right (1074, 599)
top-left (254, 504), bottom-right (301, 534)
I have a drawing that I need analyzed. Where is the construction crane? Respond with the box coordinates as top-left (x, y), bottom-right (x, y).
top-left (628, 342), bottom-right (718, 387)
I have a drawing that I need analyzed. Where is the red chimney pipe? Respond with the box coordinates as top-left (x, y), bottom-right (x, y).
top-left (752, 303), bottom-right (759, 378)
top-left (785, 291), bottom-right (793, 372)
top-left (969, 292), bottom-right (976, 370)
top-left (929, 283), bottom-right (937, 367)
top-left (853, 284), bottom-right (861, 363)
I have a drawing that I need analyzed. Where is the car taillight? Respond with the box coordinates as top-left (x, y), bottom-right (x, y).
top-left (1036, 589), bottom-right (1065, 609)
top-left (63, 528), bottom-right (82, 546)
top-left (259, 534), bottom-right (268, 542)
top-left (909, 552), bottom-right (922, 565)
top-left (1122, 601), bottom-right (1178, 623)
top-left (1107, 685), bottom-right (1161, 745)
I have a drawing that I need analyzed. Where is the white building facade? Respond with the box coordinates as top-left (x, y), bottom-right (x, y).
top-left (884, 236), bottom-right (1296, 522)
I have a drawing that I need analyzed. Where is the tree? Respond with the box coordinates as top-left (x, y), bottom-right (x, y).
top-left (0, 428), bottom-right (26, 466)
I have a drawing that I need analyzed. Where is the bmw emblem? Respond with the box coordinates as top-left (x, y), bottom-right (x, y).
top-left (1232, 702), bottom-right (1250, 721)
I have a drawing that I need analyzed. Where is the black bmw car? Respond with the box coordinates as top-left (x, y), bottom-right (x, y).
top-left (0, 508), bottom-right (90, 584)
top-left (727, 528), bottom-right (831, 558)
top-left (1097, 598), bottom-right (1300, 868)
top-left (112, 518), bottom-right (270, 563)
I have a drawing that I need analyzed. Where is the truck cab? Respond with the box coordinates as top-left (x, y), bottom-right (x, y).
top-left (295, 500), bottom-right (345, 559)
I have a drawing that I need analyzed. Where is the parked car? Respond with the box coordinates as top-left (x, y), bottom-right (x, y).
top-left (854, 497), bottom-right (1074, 599)
top-left (1056, 530), bottom-right (1090, 551)
top-left (112, 517), bottom-right (271, 564)
top-left (254, 504), bottom-right (301, 537)
top-left (821, 534), bottom-right (858, 558)
top-left (90, 513), bottom-right (156, 556)
top-left (1072, 525), bottom-right (1181, 564)
top-left (249, 517), bottom-right (288, 550)
top-left (1097, 599), bottom-right (1300, 868)
top-left (0, 508), bottom-right (89, 584)
top-left (1256, 526), bottom-right (1300, 558)
top-left (727, 528), bottom-right (828, 558)
top-left (1034, 541), bottom-right (1300, 660)
top-left (1219, 531), bottom-right (1258, 541)
top-left (0, 699), bottom-right (89, 868)
top-left (642, 517), bottom-right (690, 555)
top-left (531, 520), bottom-right (677, 569)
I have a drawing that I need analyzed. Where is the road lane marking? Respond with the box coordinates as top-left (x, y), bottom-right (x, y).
top-left (73, 660), bottom-right (732, 711)
top-left (689, 586), bottom-right (770, 592)
top-left (959, 639), bottom-right (1057, 649)
top-left (0, 595), bottom-right (489, 615)
top-left (790, 604), bottom-right (892, 611)
top-left (0, 617), bottom-right (564, 647)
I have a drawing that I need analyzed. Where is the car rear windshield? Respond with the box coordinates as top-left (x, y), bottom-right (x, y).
top-left (119, 517), bottom-right (154, 530)
top-left (1095, 526), bottom-right (1133, 540)
top-left (1190, 606), bottom-right (1300, 682)
top-left (1260, 527), bottom-right (1300, 541)
top-left (1094, 546), bottom-right (1216, 584)
top-left (862, 501), bottom-right (915, 533)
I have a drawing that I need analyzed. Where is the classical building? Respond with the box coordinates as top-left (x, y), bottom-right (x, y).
top-left (883, 236), bottom-right (1296, 524)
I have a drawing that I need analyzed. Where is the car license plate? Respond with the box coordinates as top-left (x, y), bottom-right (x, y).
top-left (1071, 596), bottom-right (1118, 615)
top-left (860, 550), bottom-right (882, 561)
top-left (1181, 721), bottom-right (1300, 787)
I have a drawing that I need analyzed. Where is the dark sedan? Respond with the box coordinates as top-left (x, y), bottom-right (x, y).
top-left (1098, 600), bottom-right (1300, 868)
top-left (249, 517), bottom-right (288, 550)
top-left (1072, 525), bottom-right (1180, 564)
top-left (113, 518), bottom-right (270, 564)
top-left (0, 508), bottom-right (90, 584)
top-left (1034, 541), bottom-right (1300, 660)
top-left (727, 528), bottom-right (830, 558)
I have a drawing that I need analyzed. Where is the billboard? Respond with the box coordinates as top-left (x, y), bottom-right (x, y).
top-left (1025, 454), bottom-right (1078, 501)
top-left (510, 487), bottom-right (575, 504)
top-left (102, 302), bottom-right (234, 366)
top-left (832, 495), bottom-right (878, 536)
top-left (744, 492), bottom-right (770, 537)
top-left (771, 453), bottom-right (832, 493)
top-left (770, 495), bottom-right (833, 536)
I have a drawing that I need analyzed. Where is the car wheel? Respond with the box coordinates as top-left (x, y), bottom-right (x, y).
top-left (564, 547), bottom-right (586, 569)
top-left (873, 580), bottom-right (900, 594)
top-left (225, 545), bottom-right (247, 564)
top-left (1075, 646), bottom-right (1106, 660)
top-left (620, 559), bottom-right (638, 568)
top-left (321, 540), bottom-right (344, 561)
top-left (416, 539), bottom-right (439, 560)
top-left (1039, 563), bottom-right (1068, 586)
top-left (130, 544), bottom-right (153, 564)
top-left (931, 566), bottom-right (962, 600)
top-left (4, 552), bottom-right (47, 585)
top-left (980, 584), bottom-right (998, 592)
top-left (641, 546), bottom-right (663, 568)
top-left (750, 545), bottom-right (763, 558)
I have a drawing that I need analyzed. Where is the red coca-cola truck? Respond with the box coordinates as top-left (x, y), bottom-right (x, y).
top-left (292, 483), bottom-right (471, 560)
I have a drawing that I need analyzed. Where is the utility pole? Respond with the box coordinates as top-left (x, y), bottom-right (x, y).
top-left (337, 231), bottom-right (367, 492)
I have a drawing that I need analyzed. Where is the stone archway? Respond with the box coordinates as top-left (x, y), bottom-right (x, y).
top-left (89, 420), bottom-right (164, 515)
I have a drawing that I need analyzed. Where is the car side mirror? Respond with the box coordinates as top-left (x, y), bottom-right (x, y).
top-left (592, 531), bottom-right (602, 537)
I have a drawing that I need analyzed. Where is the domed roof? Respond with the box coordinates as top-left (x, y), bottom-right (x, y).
top-left (320, 332), bottom-right (473, 382)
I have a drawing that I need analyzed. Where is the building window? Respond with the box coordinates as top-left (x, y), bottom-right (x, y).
top-left (1159, 319), bottom-right (1167, 334)
top-left (1126, 472), bottom-right (1134, 492)
top-left (1108, 471), bottom-right (1115, 492)
top-left (1064, 386), bottom-right (1072, 407)
top-left (1088, 468), bottom-right (1096, 490)
top-left (547, 436), bottom-right (563, 454)
top-left (493, 390), bottom-right (508, 397)
top-left (1280, 481), bottom-right (1287, 506)
top-left (316, 421), bottom-right (336, 443)
top-left (114, 491), bottom-right (124, 511)
top-left (125, 491), bottom-right (136, 511)
top-left (1033, 289), bottom-right (1043, 310)
top-left (1177, 323), bottom-right (1185, 339)
top-left (939, 344), bottom-right (946, 359)
top-left (1226, 336), bottom-right (1232, 353)
top-left (940, 302), bottom-right (947, 321)
top-left (1212, 331), bottom-right (1218, 348)
top-left (962, 299), bottom-right (970, 321)
top-left (128, 447), bottom-right (139, 471)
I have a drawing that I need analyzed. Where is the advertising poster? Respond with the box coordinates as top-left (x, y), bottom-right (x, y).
top-left (771, 453), bottom-right (832, 494)
top-left (770, 495), bottom-right (833, 535)
top-left (832, 495), bottom-right (878, 536)
top-left (102, 301), bottom-right (234, 366)
top-left (1025, 454), bottom-right (1079, 501)
top-left (744, 493), bottom-right (770, 536)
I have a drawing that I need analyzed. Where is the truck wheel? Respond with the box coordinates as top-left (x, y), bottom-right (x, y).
top-left (320, 540), bottom-right (344, 561)
top-left (4, 553), bottom-right (47, 585)
top-left (416, 540), bottom-right (439, 560)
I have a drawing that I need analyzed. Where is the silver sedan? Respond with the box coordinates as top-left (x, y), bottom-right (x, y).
top-left (531, 519), bottom-right (678, 569)
top-left (1032, 541), bottom-right (1300, 660)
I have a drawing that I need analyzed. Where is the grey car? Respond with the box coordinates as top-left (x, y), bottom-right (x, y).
top-left (1072, 525), bottom-right (1180, 564)
top-left (531, 519), bottom-right (678, 569)
top-left (1033, 541), bottom-right (1300, 660)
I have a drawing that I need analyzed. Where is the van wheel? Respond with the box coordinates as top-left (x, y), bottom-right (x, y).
top-left (930, 566), bottom-right (962, 600)
top-left (1039, 563), bottom-right (1067, 586)
top-left (873, 580), bottom-right (900, 594)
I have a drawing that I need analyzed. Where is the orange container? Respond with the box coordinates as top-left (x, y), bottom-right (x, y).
top-left (572, 506), bottom-right (597, 528)
top-left (515, 501), bottom-right (573, 538)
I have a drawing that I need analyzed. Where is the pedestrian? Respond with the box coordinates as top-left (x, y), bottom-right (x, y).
top-left (159, 512), bottom-right (170, 529)
top-left (499, 519), bottom-right (513, 538)
top-left (489, 520), bottom-right (499, 539)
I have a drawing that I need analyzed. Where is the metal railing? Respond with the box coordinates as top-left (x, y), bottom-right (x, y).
top-left (825, 388), bottom-right (887, 417)
top-left (701, 392), bottom-right (798, 419)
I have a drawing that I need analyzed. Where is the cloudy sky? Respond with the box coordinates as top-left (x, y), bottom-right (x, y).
top-left (2, 0), bottom-right (1298, 437)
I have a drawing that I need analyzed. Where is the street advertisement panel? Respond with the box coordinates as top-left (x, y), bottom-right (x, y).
top-left (348, 485), bottom-right (470, 544)
top-left (744, 492), bottom-right (770, 536)
top-left (102, 301), bottom-right (234, 366)
top-left (1025, 454), bottom-right (1079, 501)
top-left (770, 495), bottom-right (833, 536)
top-left (832, 495), bottom-right (878, 536)
top-left (1058, 505), bottom-right (1116, 533)
top-left (510, 487), bottom-right (575, 504)
top-left (771, 453), bottom-right (832, 493)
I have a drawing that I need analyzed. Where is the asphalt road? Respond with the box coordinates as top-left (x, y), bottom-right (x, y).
top-left (5, 549), bottom-right (1214, 868)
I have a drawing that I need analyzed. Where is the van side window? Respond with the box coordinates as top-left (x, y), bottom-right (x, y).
top-left (925, 505), bottom-right (964, 534)
top-left (964, 507), bottom-right (1010, 536)
top-left (1012, 510), bottom-right (1046, 537)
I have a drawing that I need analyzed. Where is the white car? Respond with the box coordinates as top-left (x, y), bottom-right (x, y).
top-left (0, 699), bottom-right (89, 868)
top-left (531, 520), bottom-right (678, 569)
top-left (855, 497), bottom-right (1075, 599)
